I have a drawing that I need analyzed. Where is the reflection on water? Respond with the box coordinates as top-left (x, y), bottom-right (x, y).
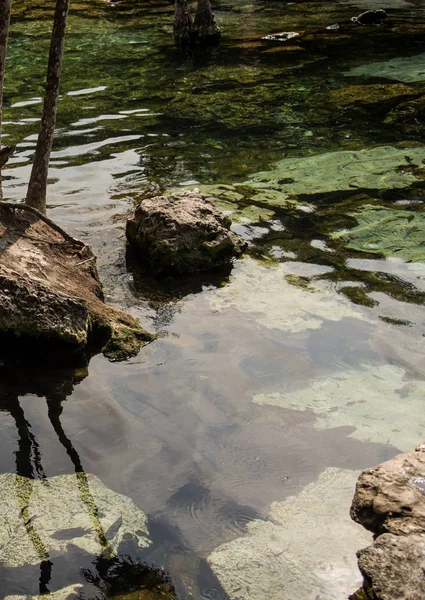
top-left (0, 368), bottom-right (176, 598)
top-left (2, 0), bottom-right (425, 597)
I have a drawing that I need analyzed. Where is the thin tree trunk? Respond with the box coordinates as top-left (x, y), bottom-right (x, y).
top-left (26, 0), bottom-right (70, 214)
top-left (0, 0), bottom-right (12, 201)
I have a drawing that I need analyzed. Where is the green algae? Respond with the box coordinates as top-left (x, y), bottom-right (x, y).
top-left (332, 207), bottom-right (425, 263)
top-left (345, 53), bottom-right (425, 83)
top-left (284, 274), bottom-right (318, 292)
top-left (247, 146), bottom-right (425, 196)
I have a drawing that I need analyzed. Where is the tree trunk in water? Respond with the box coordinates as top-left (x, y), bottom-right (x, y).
top-left (0, 0), bottom-right (12, 201)
top-left (26, 0), bottom-right (70, 214)
top-left (193, 0), bottom-right (220, 45)
top-left (173, 0), bottom-right (193, 48)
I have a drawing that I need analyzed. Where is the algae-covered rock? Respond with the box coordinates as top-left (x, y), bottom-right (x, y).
top-left (331, 207), bottom-right (425, 262)
top-left (0, 473), bottom-right (151, 567)
top-left (253, 364), bottom-right (425, 451)
top-left (385, 94), bottom-right (425, 133)
top-left (208, 467), bottom-right (371, 600)
top-left (329, 83), bottom-right (419, 109)
top-left (246, 146), bottom-right (425, 196)
top-left (345, 52), bottom-right (425, 83)
top-left (126, 189), bottom-right (247, 273)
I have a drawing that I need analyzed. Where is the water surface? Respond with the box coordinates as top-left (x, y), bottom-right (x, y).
top-left (1, 0), bottom-right (425, 598)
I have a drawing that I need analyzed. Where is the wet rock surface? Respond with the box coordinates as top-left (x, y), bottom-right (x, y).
top-left (0, 203), bottom-right (153, 363)
top-left (126, 189), bottom-right (247, 274)
top-left (350, 446), bottom-right (425, 599)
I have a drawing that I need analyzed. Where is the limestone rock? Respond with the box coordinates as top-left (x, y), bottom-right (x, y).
top-left (126, 189), bottom-right (247, 273)
top-left (0, 203), bottom-right (153, 363)
top-left (355, 533), bottom-right (425, 600)
top-left (350, 448), bottom-right (425, 534)
top-left (350, 446), bottom-right (425, 599)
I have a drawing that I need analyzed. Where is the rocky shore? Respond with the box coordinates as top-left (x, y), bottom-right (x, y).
top-left (350, 445), bottom-right (425, 599)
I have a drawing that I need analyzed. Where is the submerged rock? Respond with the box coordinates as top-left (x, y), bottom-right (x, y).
top-left (126, 189), bottom-right (247, 274)
top-left (247, 146), bottom-right (425, 197)
top-left (329, 83), bottom-right (419, 109)
top-left (0, 203), bottom-right (153, 363)
top-left (385, 94), bottom-right (425, 134)
top-left (208, 468), bottom-right (371, 600)
top-left (208, 259), bottom-right (369, 333)
top-left (331, 207), bottom-right (425, 263)
top-left (350, 447), bottom-right (425, 599)
top-left (253, 363), bottom-right (425, 452)
top-left (0, 473), bottom-right (152, 598)
top-left (345, 52), bottom-right (425, 83)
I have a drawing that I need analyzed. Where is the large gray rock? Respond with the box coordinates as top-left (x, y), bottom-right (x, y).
top-left (0, 203), bottom-right (153, 362)
top-left (126, 189), bottom-right (247, 273)
top-left (350, 446), bottom-right (425, 600)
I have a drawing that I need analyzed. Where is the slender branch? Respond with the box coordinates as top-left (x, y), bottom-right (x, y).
top-left (0, 0), bottom-right (12, 202)
top-left (26, 0), bottom-right (70, 214)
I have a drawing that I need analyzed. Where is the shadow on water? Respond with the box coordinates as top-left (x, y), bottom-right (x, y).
top-left (0, 362), bottom-right (179, 599)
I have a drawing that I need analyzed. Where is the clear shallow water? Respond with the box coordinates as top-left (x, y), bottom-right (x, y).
top-left (1, 0), bottom-right (425, 598)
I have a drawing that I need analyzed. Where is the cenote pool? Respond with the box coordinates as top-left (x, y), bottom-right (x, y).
top-left (1, 0), bottom-right (425, 598)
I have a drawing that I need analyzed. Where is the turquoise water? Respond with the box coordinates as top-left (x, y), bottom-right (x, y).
top-left (1, 0), bottom-right (425, 598)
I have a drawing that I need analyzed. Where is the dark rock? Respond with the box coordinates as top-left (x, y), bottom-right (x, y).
top-left (173, 0), bottom-right (193, 48)
top-left (351, 9), bottom-right (387, 26)
top-left (0, 203), bottom-right (153, 363)
top-left (385, 95), bottom-right (425, 135)
top-left (126, 189), bottom-right (247, 274)
top-left (193, 0), bottom-right (221, 46)
top-left (350, 445), bottom-right (425, 600)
